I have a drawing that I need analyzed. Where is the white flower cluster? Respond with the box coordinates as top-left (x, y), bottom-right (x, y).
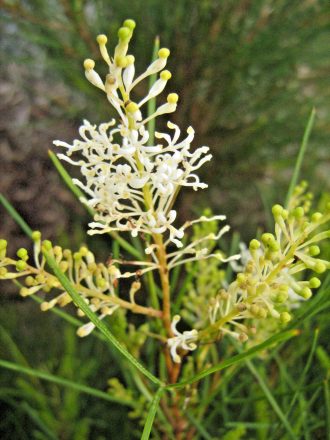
top-left (54, 19), bottom-right (213, 248)
top-left (55, 120), bottom-right (211, 247)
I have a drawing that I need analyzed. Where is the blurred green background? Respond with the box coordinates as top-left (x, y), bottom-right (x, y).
top-left (0, 0), bottom-right (329, 438)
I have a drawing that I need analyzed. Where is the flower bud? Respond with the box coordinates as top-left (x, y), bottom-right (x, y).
top-left (96, 34), bottom-right (107, 45)
top-left (167, 93), bottom-right (178, 104)
top-left (309, 277), bottom-right (321, 289)
top-left (16, 260), bottom-right (27, 271)
top-left (249, 239), bottom-right (260, 250)
top-left (83, 59), bottom-right (95, 70)
top-left (280, 312), bottom-right (292, 323)
top-left (123, 19), bottom-right (136, 30)
top-left (118, 26), bottom-right (131, 41)
top-left (158, 48), bottom-right (170, 58)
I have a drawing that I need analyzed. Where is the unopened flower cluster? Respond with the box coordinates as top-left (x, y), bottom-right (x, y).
top-left (197, 182), bottom-right (330, 344)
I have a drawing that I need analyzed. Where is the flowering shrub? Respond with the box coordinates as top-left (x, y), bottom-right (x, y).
top-left (1, 19), bottom-right (329, 439)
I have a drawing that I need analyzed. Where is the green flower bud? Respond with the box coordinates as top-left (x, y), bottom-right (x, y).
top-left (293, 207), bottom-right (304, 218)
top-left (311, 212), bottom-right (322, 223)
top-left (314, 261), bottom-right (326, 274)
top-left (42, 240), bottom-right (52, 251)
top-left (280, 312), bottom-right (292, 323)
top-left (118, 26), bottom-right (131, 41)
top-left (17, 248), bottom-right (28, 260)
top-left (115, 55), bottom-right (128, 68)
top-left (123, 19), bottom-right (136, 30)
top-left (96, 34), bottom-right (107, 45)
top-left (300, 287), bottom-right (312, 299)
top-left (309, 277), bottom-right (321, 289)
top-left (32, 231), bottom-right (41, 242)
top-left (0, 239), bottom-right (7, 250)
top-left (261, 233), bottom-right (275, 245)
top-left (0, 267), bottom-right (8, 276)
top-left (97, 277), bottom-right (106, 288)
top-left (16, 260), bottom-right (27, 271)
top-left (25, 276), bottom-right (35, 286)
top-left (272, 204), bottom-right (283, 217)
top-left (249, 239), bottom-right (260, 250)
top-left (309, 245), bottom-right (320, 256)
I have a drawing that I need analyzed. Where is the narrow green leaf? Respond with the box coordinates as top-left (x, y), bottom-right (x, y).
top-left (285, 108), bottom-right (316, 207)
top-left (20, 401), bottom-right (57, 440)
top-left (48, 150), bottom-right (142, 259)
top-left (167, 329), bottom-right (298, 390)
top-left (0, 359), bottom-right (135, 407)
top-left (244, 358), bottom-right (296, 440)
top-left (286, 329), bottom-right (319, 418)
top-left (141, 386), bottom-right (164, 440)
top-left (325, 378), bottom-right (330, 440)
top-left (43, 250), bottom-right (163, 387)
top-left (0, 193), bottom-right (32, 238)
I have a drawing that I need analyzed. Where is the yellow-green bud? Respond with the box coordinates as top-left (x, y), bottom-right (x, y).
top-left (272, 204), bottom-right (283, 217)
top-left (32, 230), bottom-right (41, 241)
top-left (118, 26), bottom-right (131, 41)
top-left (293, 207), bottom-right (304, 218)
top-left (280, 312), bottom-right (292, 324)
top-left (126, 102), bottom-right (139, 113)
top-left (53, 246), bottom-right (62, 257)
top-left (0, 239), bottom-right (7, 250)
top-left (115, 55), bottom-right (128, 68)
top-left (158, 48), bottom-right (170, 58)
top-left (309, 245), bottom-right (320, 256)
top-left (300, 287), bottom-right (312, 299)
top-left (123, 19), bottom-right (136, 30)
top-left (268, 240), bottom-right (280, 252)
top-left (42, 240), bottom-right (52, 251)
top-left (261, 233), bottom-right (275, 245)
top-left (258, 308), bottom-right (268, 318)
top-left (126, 54), bottom-right (135, 65)
top-left (250, 305), bottom-right (260, 316)
top-left (314, 261), bottom-right (326, 274)
top-left (167, 93), bottom-right (178, 104)
top-left (83, 58), bottom-right (95, 70)
top-left (73, 252), bottom-right (82, 261)
top-left (16, 260), bottom-right (27, 271)
top-left (309, 277), bottom-right (321, 289)
top-left (20, 287), bottom-right (29, 297)
top-left (25, 276), bottom-right (35, 286)
top-left (311, 212), bottom-right (322, 222)
top-left (0, 267), bottom-right (7, 276)
top-left (79, 246), bottom-right (88, 256)
top-left (97, 277), bottom-right (106, 288)
top-left (274, 290), bottom-right (289, 303)
top-left (249, 239), bottom-right (260, 250)
top-left (160, 70), bottom-right (172, 81)
top-left (96, 34), bottom-right (107, 45)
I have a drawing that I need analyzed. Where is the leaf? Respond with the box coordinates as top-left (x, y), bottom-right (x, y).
top-left (0, 359), bottom-right (135, 407)
top-left (285, 108), bottom-right (316, 207)
top-left (0, 193), bottom-right (32, 238)
top-left (141, 386), bottom-right (164, 440)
